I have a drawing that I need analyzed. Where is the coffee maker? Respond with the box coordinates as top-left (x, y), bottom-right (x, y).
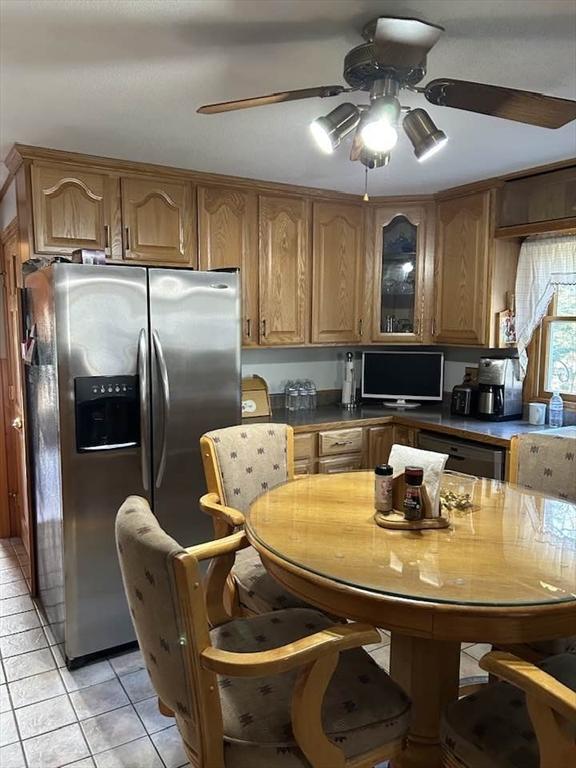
top-left (477, 357), bottom-right (523, 421)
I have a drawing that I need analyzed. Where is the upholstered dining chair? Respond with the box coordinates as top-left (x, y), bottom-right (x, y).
top-left (200, 423), bottom-right (314, 616)
top-left (441, 650), bottom-right (576, 768)
top-left (115, 495), bottom-right (412, 768)
top-left (505, 429), bottom-right (576, 661)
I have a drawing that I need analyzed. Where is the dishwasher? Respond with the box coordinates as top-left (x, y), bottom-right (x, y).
top-left (417, 431), bottom-right (506, 480)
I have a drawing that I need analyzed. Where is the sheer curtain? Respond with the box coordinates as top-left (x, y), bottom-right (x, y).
top-left (515, 234), bottom-right (576, 377)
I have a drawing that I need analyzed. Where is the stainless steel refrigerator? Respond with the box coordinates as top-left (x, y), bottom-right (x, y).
top-left (25, 263), bottom-right (240, 665)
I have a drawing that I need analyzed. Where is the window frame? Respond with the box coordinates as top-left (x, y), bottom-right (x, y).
top-left (528, 291), bottom-right (576, 406)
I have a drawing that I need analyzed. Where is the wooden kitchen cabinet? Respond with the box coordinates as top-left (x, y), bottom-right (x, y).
top-left (434, 191), bottom-right (491, 345)
top-left (318, 427), bottom-right (364, 456)
top-left (258, 195), bottom-right (310, 345)
top-left (197, 186), bottom-right (258, 345)
top-left (367, 425), bottom-right (394, 467)
top-left (31, 162), bottom-right (116, 255)
top-left (294, 431), bottom-right (316, 461)
top-left (434, 190), bottom-right (519, 346)
top-left (393, 424), bottom-right (418, 448)
top-left (121, 176), bottom-right (194, 264)
top-left (311, 202), bottom-right (365, 343)
top-left (372, 204), bottom-right (430, 343)
top-left (318, 454), bottom-right (363, 474)
top-left (294, 457), bottom-right (316, 475)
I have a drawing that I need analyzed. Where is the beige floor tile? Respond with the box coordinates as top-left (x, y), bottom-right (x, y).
top-left (22, 723), bottom-right (89, 768)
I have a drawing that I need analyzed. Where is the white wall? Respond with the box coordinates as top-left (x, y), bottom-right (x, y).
top-left (242, 346), bottom-right (487, 395)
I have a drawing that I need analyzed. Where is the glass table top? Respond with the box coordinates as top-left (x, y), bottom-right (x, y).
top-left (246, 472), bottom-right (576, 608)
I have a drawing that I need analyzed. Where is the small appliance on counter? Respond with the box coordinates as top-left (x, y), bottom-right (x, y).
top-left (477, 357), bottom-right (523, 421)
top-left (450, 384), bottom-right (477, 416)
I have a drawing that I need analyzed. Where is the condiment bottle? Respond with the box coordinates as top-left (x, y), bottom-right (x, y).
top-left (375, 464), bottom-right (394, 514)
top-left (403, 466), bottom-right (424, 521)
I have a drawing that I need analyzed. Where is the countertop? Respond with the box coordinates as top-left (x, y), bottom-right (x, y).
top-left (245, 403), bottom-right (560, 447)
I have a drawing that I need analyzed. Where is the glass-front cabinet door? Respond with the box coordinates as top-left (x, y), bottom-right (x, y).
top-left (372, 205), bottom-right (429, 342)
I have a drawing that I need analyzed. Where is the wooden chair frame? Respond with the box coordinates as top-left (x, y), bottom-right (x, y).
top-left (199, 425), bottom-right (296, 621)
top-left (170, 530), bottom-right (406, 768)
top-left (443, 651), bottom-right (576, 768)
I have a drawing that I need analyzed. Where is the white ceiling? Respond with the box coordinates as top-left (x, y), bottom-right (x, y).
top-left (1, 0), bottom-right (575, 195)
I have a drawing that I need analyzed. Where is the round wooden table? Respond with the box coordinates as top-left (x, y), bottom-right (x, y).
top-left (245, 471), bottom-right (576, 768)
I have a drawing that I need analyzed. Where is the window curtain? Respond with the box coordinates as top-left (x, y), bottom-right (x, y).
top-left (515, 234), bottom-right (576, 377)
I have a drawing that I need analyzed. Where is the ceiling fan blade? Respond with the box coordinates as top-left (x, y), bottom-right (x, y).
top-left (424, 78), bottom-right (576, 128)
top-left (350, 126), bottom-right (364, 161)
top-left (369, 17), bottom-right (444, 67)
top-left (197, 85), bottom-right (347, 114)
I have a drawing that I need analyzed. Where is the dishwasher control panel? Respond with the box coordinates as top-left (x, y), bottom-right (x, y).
top-left (417, 431), bottom-right (505, 480)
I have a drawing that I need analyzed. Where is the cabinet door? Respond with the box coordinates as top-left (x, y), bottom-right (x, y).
top-left (318, 454), bottom-right (363, 474)
top-left (198, 186), bottom-right (258, 346)
top-left (294, 432), bottom-right (316, 461)
top-left (259, 195), bottom-right (309, 345)
top-left (372, 205), bottom-right (427, 342)
top-left (31, 163), bottom-right (114, 255)
top-left (393, 424), bottom-right (418, 448)
top-left (312, 202), bottom-right (364, 343)
top-left (121, 177), bottom-right (194, 264)
top-left (434, 191), bottom-right (491, 345)
top-left (367, 425), bottom-right (394, 467)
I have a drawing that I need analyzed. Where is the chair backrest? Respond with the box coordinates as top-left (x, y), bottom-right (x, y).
top-left (201, 423), bottom-right (294, 513)
top-left (115, 496), bottom-right (222, 764)
top-left (510, 431), bottom-right (576, 501)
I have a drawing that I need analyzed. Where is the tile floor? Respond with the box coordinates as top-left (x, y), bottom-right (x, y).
top-left (1, 537), bottom-right (488, 768)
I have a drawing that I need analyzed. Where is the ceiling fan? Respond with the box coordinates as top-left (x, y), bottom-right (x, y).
top-left (197, 16), bottom-right (576, 169)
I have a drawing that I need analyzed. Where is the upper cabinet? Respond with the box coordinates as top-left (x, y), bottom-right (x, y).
top-left (311, 202), bottom-right (365, 344)
top-left (121, 176), bottom-right (194, 264)
top-left (434, 190), bottom-right (519, 346)
top-left (31, 163), bottom-right (115, 255)
top-left (371, 204), bottom-right (430, 343)
top-left (197, 186), bottom-right (258, 346)
top-left (258, 195), bottom-right (310, 346)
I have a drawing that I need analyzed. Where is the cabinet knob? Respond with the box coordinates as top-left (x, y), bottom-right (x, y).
top-left (246, 318), bottom-right (251, 338)
top-left (12, 416), bottom-right (23, 430)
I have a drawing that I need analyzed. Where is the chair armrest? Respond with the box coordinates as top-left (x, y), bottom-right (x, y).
top-left (200, 622), bottom-right (380, 677)
top-left (479, 651), bottom-right (576, 722)
top-left (200, 493), bottom-right (245, 527)
top-left (185, 531), bottom-right (249, 562)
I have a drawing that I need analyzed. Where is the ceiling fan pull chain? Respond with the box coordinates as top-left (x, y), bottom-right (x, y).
top-left (363, 166), bottom-right (370, 202)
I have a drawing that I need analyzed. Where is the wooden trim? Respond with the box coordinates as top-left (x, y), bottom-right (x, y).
top-left (495, 217), bottom-right (576, 239)
top-left (0, 218), bottom-right (18, 245)
top-left (480, 651), bottom-right (576, 723)
top-left (0, 173), bottom-right (15, 205)
top-left (7, 144), bottom-right (362, 202)
top-left (508, 437), bottom-right (520, 484)
top-left (200, 622), bottom-right (379, 676)
top-left (286, 425), bottom-right (295, 481)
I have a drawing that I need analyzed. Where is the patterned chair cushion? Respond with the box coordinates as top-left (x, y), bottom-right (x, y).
top-left (441, 653), bottom-right (576, 768)
top-left (233, 547), bottom-right (312, 614)
top-left (515, 430), bottom-right (576, 501)
top-left (204, 424), bottom-right (289, 514)
top-left (115, 496), bottom-right (194, 722)
top-left (211, 608), bottom-right (411, 766)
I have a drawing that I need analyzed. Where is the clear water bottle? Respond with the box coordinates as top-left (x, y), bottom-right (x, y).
top-left (549, 391), bottom-right (564, 428)
top-left (298, 383), bottom-right (309, 410)
top-left (306, 380), bottom-right (317, 410)
top-left (284, 380), bottom-right (294, 409)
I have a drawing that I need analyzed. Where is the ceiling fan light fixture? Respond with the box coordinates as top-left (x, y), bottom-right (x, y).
top-left (360, 96), bottom-right (400, 153)
top-left (310, 102), bottom-right (360, 153)
top-left (403, 108), bottom-right (448, 161)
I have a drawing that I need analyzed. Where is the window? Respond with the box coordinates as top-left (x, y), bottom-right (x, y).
top-left (537, 284), bottom-right (576, 401)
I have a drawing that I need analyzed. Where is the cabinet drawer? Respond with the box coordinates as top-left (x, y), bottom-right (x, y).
top-left (294, 457), bottom-right (316, 476)
top-left (319, 428), bottom-right (363, 456)
top-left (318, 454), bottom-right (363, 474)
top-left (294, 432), bottom-right (316, 460)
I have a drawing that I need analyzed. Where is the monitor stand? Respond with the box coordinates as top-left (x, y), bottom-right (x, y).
top-left (382, 399), bottom-right (421, 409)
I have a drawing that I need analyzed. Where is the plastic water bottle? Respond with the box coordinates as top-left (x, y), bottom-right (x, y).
top-left (549, 391), bottom-right (564, 428)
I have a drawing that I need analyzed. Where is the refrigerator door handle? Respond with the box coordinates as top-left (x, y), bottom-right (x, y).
top-left (138, 328), bottom-right (150, 492)
top-left (152, 329), bottom-right (170, 489)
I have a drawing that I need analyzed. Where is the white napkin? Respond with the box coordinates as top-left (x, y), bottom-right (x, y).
top-left (388, 444), bottom-right (449, 518)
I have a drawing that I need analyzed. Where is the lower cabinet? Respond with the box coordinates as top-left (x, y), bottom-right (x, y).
top-left (367, 425), bottom-right (394, 467)
top-left (393, 424), bottom-right (418, 448)
top-left (294, 457), bottom-right (316, 475)
top-left (318, 454), bottom-right (363, 474)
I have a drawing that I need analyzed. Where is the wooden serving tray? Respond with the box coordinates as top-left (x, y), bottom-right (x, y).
top-left (374, 472), bottom-right (450, 530)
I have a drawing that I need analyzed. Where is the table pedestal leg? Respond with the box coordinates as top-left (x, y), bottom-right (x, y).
top-left (389, 633), bottom-right (460, 768)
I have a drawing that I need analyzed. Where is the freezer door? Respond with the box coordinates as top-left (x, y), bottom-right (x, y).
top-left (148, 269), bottom-right (240, 544)
top-left (54, 264), bottom-right (151, 661)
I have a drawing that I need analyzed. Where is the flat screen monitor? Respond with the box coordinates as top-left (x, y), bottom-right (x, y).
top-left (361, 351), bottom-right (444, 408)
